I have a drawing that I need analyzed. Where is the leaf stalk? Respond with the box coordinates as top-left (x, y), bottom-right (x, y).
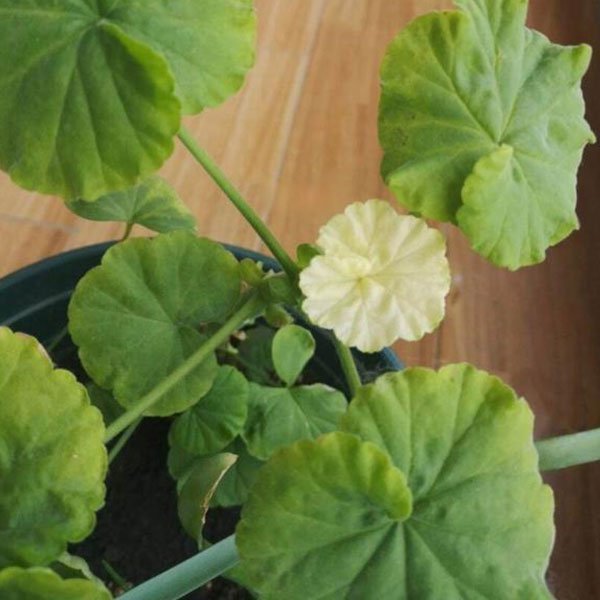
top-left (178, 126), bottom-right (299, 280)
top-left (104, 292), bottom-right (265, 443)
top-left (333, 339), bottom-right (361, 398)
top-left (108, 419), bottom-right (142, 464)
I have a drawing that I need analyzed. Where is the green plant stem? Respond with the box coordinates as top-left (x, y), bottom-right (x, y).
top-left (536, 428), bottom-right (600, 471)
top-left (108, 419), bottom-right (142, 464)
top-left (333, 339), bottom-right (361, 398)
top-left (104, 293), bottom-right (265, 443)
top-left (119, 536), bottom-right (238, 600)
top-left (122, 222), bottom-right (134, 240)
top-left (178, 126), bottom-right (299, 280)
top-left (46, 325), bottom-right (69, 353)
top-left (102, 560), bottom-right (131, 591)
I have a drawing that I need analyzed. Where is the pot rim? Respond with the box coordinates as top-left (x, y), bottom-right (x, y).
top-left (0, 240), bottom-right (402, 370)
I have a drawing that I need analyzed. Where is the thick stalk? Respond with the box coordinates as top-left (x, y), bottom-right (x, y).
top-left (178, 126), bottom-right (298, 280)
top-left (104, 293), bottom-right (265, 443)
top-left (333, 339), bottom-right (361, 398)
top-left (119, 536), bottom-right (238, 600)
top-left (536, 428), bottom-right (600, 471)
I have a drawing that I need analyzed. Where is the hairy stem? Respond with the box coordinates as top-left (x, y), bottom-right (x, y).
top-left (104, 293), bottom-right (265, 443)
top-left (178, 126), bottom-right (299, 280)
top-left (119, 536), bottom-right (238, 600)
top-left (536, 428), bottom-right (600, 471)
top-left (333, 339), bottom-right (361, 398)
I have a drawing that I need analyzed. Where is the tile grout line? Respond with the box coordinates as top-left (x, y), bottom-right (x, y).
top-left (0, 212), bottom-right (80, 234)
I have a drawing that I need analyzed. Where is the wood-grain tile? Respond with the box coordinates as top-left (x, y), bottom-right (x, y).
top-left (0, 2), bottom-right (598, 596)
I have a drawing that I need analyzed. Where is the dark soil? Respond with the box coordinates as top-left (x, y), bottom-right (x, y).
top-left (72, 417), bottom-right (251, 599)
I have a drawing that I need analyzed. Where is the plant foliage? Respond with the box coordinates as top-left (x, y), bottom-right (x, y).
top-left (0, 567), bottom-right (111, 600)
top-left (0, 328), bottom-right (107, 569)
top-left (66, 177), bottom-right (196, 234)
top-left (237, 365), bottom-right (554, 599)
top-left (379, 0), bottom-right (595, 269)
top-left (0, 0), bottom-right (255, 199)
top-left (69, 231), bottom-right (241, 416)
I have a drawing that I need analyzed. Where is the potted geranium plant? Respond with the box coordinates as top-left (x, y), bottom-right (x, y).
top-left (0, 0), bottom-right (597, 598)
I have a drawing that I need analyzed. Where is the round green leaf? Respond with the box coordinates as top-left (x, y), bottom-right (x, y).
top-left (272, 324), bottom-right (316, 387)
top-left (0, 1), bottom-right (181, 200)
top-left (69, 231), bottom-right (242, 416)
top-left (0, 328), bottom-right (107, 568)
top-left (66, 177), bottom-right (196, 234)
top-left (211, 438), bottom-right (264, 508)
top-left (177, 453), bottom-right (237, 541)
top-left (242, 382), bottom-right (347, 460)
top-left (341, 365), bottom-right (554, 598)
top-left (379, 0), bottom-right (595, 269)
top-left (237, 364), bottom-right (554, 598)
top-left (236, 432), bottom-right (413, 599)
top-left (169, 366), bottom-right (249, 456)
top-left (0, 567), bottom-right (111, 600)
top-left (105, 0), bottom-right (257, 114)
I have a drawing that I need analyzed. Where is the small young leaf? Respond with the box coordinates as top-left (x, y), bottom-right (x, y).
top-left (258, 274), bottom-right (298, 306)
top-left (296, 243), bottom-right (322, 269)
top-left (242, 382), bottom-right (346, 460)
top-left (66, 177), bottom-right (196, 234)
top-left (0, 2), bottom-right (181, 200)
top-left (69, 232), bottom-right (241, 416)
top-left (0, 567), bottom-right (111, 600)
top-left (0, 328), bottom-right (107, 569)
top-left (177, 453), bottom-right (237, 541)
top-left (169, 366), bottom-right (249, 456)
top-left (263, 305), bottom-right (294, 329)
top-left (272, 324), bottom-right (316, 386)
top-left (379, 0), bottom-right (595, 269)
top-left (237, 365), bottom-right (554, 599)
top-left (238, 259), bottom-right (266, 287)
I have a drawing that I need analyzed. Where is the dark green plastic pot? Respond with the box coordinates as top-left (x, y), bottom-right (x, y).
top-left (0, 242), bottom-right (402, 389)
top-left (0, 241), bottom-right (403, 597)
